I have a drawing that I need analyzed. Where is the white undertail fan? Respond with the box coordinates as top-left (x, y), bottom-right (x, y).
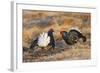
top-left (37, 32), bottom-right (50, 48)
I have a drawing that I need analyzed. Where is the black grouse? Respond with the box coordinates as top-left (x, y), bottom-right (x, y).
top-left (29, 28), bottom-right (55, 50)
top-left (60, 29), bottom-right (86, 45)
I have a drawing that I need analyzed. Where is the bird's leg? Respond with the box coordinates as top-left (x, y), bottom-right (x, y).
top-left (52, 47), bottom-right (55, 52)
top-left (50, 47), bottom-right (55, 54)
top-left (46, 46), bottom-right (53, 55)
top-left (41, 47), bottom-right (44, 49)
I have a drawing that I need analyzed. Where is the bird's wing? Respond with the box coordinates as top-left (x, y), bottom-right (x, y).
top-left (30, 38), bottom-right (38, 49)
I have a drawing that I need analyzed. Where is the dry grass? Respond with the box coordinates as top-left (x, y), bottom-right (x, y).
top-left (23, 49), bottom-right (90, 62)
top-left (22, 10), bottom-right (91, 62)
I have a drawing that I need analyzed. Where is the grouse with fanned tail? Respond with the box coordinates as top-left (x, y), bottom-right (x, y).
top-left (29, 29), bottom-right (55, 51)
top-left (60, 29), bottom-right (86, 45)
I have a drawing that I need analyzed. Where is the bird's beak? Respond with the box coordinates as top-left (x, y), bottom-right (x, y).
top-left (60, 31), bottom-right (63, 34)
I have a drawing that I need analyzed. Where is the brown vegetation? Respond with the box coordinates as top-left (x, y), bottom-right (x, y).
top-left (22, 10), bottom-right (91, 62)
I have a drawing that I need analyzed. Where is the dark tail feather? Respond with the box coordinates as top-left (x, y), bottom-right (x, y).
top-left (29, 38), bottom-right (38, 50)
top-left (82, 36), bottom-right (86, 42)
top-left (30, 43), bottom-right (35, 50)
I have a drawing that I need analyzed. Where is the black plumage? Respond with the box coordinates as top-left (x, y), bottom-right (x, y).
top-left (29, 37), bottom-right (38, 50)
top-left (69, 29), bottom-right (86, 42)
top-left (60, 29), bottom-right (86, 45)
top-left (48, 29), bottom-right (55, 49)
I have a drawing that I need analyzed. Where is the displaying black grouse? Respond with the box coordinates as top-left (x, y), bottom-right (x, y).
top-left (60, 29), bottom-right (86, 45)
top-left (29, 29), bottom-right (55, 50)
